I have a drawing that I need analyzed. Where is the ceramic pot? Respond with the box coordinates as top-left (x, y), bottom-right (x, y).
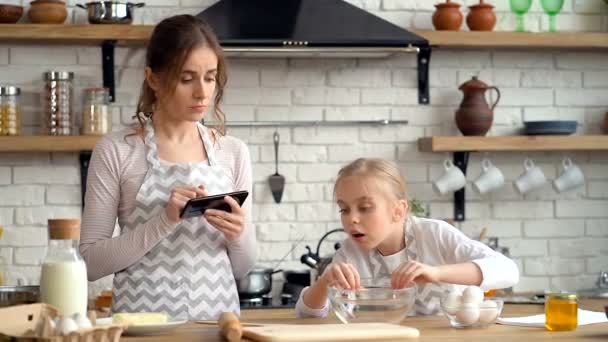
top-left (28, 0), bottom-right (67, 24)
top-left (433, 0), bottom-right (463, 31)
top-left (455, 76), bottom-right (501, 136)
top-left (467, 0), bottom-right (496, 31)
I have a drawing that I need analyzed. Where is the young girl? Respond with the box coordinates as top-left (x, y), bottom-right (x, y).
top-left (296, 158), bottom-right (518, 317)
top-left (79, 15), bottom-right (255, 320)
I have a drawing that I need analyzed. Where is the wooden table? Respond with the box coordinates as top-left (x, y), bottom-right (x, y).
top-left (123, 300), bottom-right (608, 341)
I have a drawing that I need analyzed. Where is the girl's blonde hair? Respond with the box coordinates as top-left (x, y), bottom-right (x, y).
top-left (334, 158), bottom-right (408, 200)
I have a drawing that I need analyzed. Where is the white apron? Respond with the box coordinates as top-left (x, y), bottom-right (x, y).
top-left (112, 120), bottom-right (240, 320)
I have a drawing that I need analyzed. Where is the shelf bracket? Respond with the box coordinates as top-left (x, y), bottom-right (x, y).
top-left (417, 45), bottom-right (431, 105)
top-left (453, 151), bottom-right (470, 221)
top-left (79, 151), bottom-right (92, 209)
top-left (102, 40), bottom-right (116, 103)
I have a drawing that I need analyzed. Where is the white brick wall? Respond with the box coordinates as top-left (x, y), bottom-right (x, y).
top-left (0, 2), bottom-right (607, 296)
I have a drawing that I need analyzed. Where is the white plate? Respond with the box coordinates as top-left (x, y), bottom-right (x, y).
top-left (97, 317), bottom-right (188, 336)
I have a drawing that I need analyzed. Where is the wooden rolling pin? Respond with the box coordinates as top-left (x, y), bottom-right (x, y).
top-left (218, 312), bottom-right (242, 341)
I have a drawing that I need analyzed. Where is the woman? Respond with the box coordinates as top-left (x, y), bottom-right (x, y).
top-left (79, 14), bottom-right (256, 320)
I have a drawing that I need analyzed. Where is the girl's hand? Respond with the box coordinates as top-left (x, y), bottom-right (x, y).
top-left (320, 262), bottom-right (361, 290)
top-left (391, 260), bottom-right (440, 289)
top-left (165, 185), bottom-right (208, 223)
top-left (204, 195), bottom-right (246, 241)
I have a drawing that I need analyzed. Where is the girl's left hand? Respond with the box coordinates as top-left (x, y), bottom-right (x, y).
top-left (391, 260), bottom-right (440, 289)
top-left (204, 195), bottom-right (245, 241)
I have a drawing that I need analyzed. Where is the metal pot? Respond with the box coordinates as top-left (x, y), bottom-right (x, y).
top-left (76, 1), bottom-right (145, 24)
top-left (0, 286), bottom-right (39, 308)
top-left (236, 268), bottom-right (281, 299)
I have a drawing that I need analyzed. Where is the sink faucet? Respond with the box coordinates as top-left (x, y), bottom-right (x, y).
top-left (598, 271), bottom-right (608, 289)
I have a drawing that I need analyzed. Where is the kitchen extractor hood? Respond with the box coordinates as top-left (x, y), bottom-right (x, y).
top-left (197, 0), bottom-right (431, 104)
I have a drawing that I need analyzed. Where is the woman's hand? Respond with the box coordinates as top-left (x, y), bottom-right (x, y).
top-left (319, 262), bottom-right (361, 290)
top-left (391, 260), bottom-right (440, 289)
top-left (165, 185), bottom-right (208, 223)
top-left (204, 195), bottom-right (246, 241)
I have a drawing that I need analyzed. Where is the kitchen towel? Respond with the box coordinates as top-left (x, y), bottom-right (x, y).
top-left (496, 309), bottom-right (608, 327)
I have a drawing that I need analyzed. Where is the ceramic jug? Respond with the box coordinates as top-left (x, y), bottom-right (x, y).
top-left (455, 76), bottom-right (501, 136)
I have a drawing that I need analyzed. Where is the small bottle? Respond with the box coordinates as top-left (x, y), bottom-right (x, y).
top-left (82, 87), bottom-right (111, 135)
top-left (0, 86), bottom-right (21, 136)
top-left (40, 219), bottom-right (88, 316)
top-left (545, 292), bottom-right (578, 331)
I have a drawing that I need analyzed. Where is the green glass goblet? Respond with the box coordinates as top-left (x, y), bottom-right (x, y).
top-left (509, 0), bottom-right (533, 32)
top-left (540, 0), bottom-right (565, 32)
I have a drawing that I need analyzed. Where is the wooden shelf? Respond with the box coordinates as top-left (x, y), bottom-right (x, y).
top-left (0, 24), bottom-right (153, 45)
top-left (418, 136), bottom-right (608, 152)
top-left (414, 30), bottom-right (608, 49)
top-left (0, 136), bottom-right (100, 152)
top-left (1, 25), bottom-right (607, 50)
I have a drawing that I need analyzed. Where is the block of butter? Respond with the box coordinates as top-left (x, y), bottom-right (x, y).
top-left (112, 312), bottom-right (168, 325)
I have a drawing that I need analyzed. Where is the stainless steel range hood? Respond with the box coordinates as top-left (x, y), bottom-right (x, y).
top-left (197, 0), bottom-right (431, 104)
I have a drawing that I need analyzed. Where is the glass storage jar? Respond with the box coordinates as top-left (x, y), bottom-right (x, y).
top-left (43, 71), bottom-right (74, 136)
top-left (0, 86), bottom-right (21, 136)
top-left (40, 219), bottom-right (88, 316)
top-left (545, 292), bottom-right (578, 331)
top-left (82, 87), bottom-right (111, 135)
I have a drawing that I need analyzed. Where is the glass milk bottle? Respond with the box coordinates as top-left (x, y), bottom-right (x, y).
top-left (40, 219), bottom-right (88, 316)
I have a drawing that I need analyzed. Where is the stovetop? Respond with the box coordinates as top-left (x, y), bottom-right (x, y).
top-left (240, 293), bottom-right (296, 310)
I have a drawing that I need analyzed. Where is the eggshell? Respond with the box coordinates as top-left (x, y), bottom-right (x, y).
top-left (58, 316), bottom-right (79, 335)
top-left (73, 313), bottom-right (92, 329)
top-left (478, 300), bottom-right (499, 324)
top-left (455, 303), bottom-right (480, 325)
top-left (444, 292), bottom-right (462, 315)
top-left (462, 286), bottom-right (484, 304)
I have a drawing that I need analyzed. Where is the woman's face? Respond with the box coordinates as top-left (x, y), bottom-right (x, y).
top-left (149, 45), bottom-right (218, 123)
top-left (336, 175), bottom-right (405, 253)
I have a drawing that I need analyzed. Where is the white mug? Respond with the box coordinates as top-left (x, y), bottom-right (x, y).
top-left (434, 159), bottom-right (467, 195)
top-left (473, 159), bottom-right (505, 194)
top-left (553, 157), bottom-right (585, 193)
top-left (514, 159), bottom-right (546, 194)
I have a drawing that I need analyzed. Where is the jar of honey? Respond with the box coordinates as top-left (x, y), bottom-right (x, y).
top-left (545, 292), bottom-right (578, 331)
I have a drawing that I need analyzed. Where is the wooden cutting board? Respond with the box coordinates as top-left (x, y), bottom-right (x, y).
top-left (242, 323), bottom-right (420, 342)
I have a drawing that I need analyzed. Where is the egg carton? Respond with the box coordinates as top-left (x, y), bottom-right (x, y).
top-left (0, 303), bottom-right (125, 342)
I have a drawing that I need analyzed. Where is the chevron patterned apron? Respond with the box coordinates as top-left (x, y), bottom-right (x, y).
top-left (112, 120), bottom-right (240, 320)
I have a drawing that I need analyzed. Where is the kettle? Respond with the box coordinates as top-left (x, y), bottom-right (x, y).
top-left (455, 76), bottom-right (501, 136)
top-left (300, 229), bottom-right (344, 282)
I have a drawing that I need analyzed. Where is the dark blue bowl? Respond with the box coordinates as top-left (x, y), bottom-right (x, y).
top-left (524, 120), bottom-right (577, 135)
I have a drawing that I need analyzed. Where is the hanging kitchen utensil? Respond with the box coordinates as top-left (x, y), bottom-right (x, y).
top-left (268, 131), bottom-right (285, 203)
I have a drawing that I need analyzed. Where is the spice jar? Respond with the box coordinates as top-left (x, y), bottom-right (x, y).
top-left (43, 71), bottom-right (74, 136)
top-left (0, 86), bottom-right (21, 136)
top-left (40, 219), bottom-right (88, 317)
top-left (82, 87), bottom-right (112, 135)
top-left (545, 292), bottom-right (578, 331)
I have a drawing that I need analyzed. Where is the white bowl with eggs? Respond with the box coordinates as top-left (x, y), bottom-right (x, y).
top-left (440, 286), bottom-right (503, 328)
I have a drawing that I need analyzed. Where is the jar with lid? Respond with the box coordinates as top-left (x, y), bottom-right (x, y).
top-left (545, 292), bottom-right (578, 331)
top-left (43, 71), bottom-right (74, 136)
top-left (0, 86), bottom-right (21, 136)
top-left (82, 87), bottom-right (112, 135)
top-left (40, 219), bottom-right (88, 316)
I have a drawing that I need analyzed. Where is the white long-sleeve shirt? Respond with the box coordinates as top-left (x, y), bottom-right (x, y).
top-left (296, 216), bottom-right (519, 317)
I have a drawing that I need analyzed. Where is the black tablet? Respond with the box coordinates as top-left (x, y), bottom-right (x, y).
top-left (179, 190), bottom-right (249, 219)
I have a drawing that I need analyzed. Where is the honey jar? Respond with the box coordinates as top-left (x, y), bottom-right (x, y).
top-left (545, 292), bottom-right (578, 331)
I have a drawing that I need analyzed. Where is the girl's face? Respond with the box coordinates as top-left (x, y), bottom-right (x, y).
top-left (335, 175), bottom-right (407, 254)
top-left (147, 45), bottom-right (218, 123)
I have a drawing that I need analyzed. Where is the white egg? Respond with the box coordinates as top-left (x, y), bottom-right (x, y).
top-left (58, 316), bottom-right (79, 335)
top-left (72, 313), bottom-right (92, 329)
top-left (462, 286), bottom-right (484, 304)
top-left (443, 292), bottom-right (463, 315)
top-left (455, 303), bottom-right (480, 325)
top-left (478, 300), bottom-right (499, 324)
